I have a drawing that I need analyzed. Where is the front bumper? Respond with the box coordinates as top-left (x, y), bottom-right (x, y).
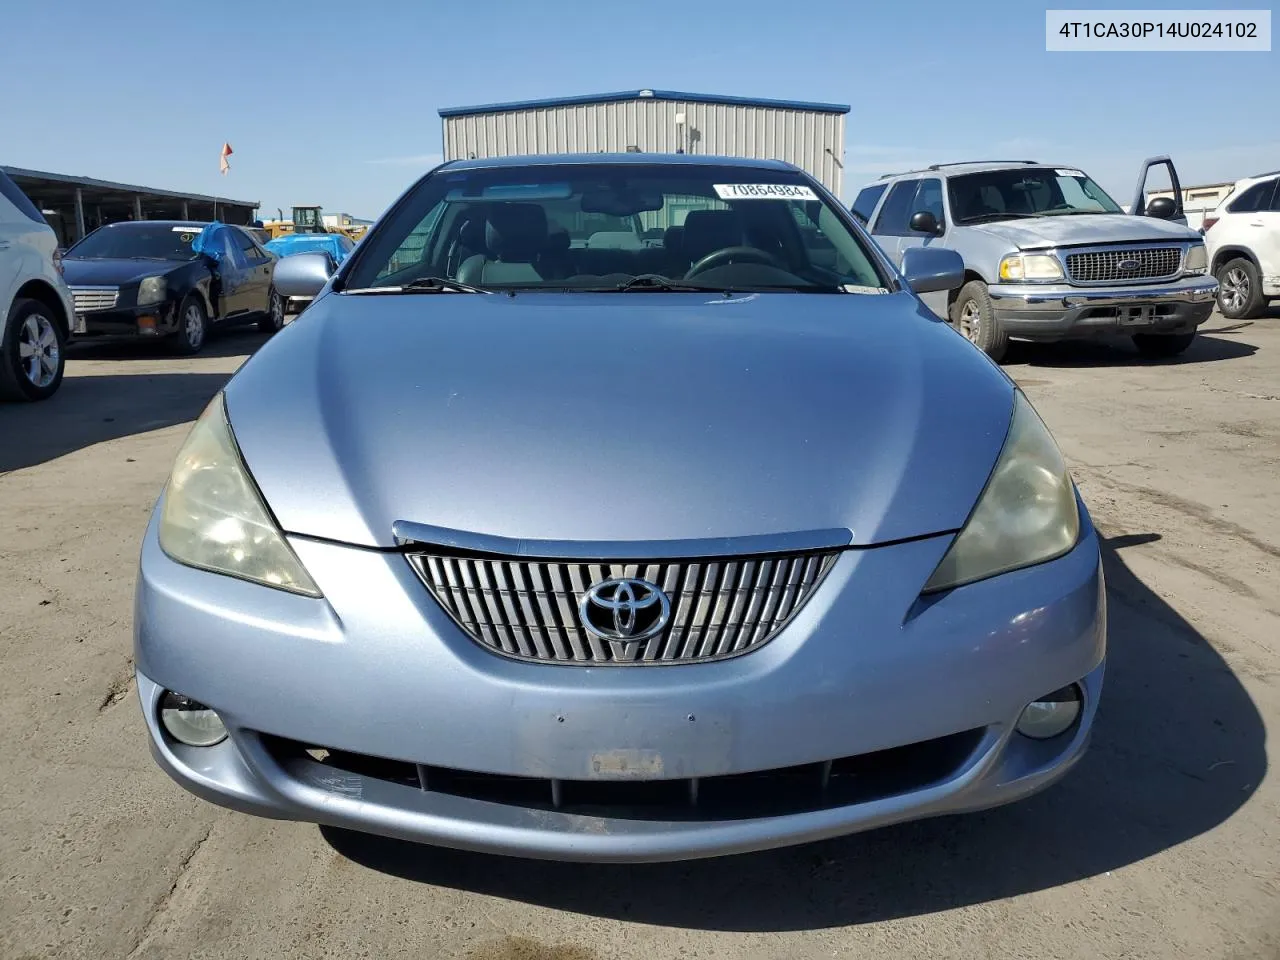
top-left (75, 300), bottom-right (179, 339)
top-left (135, 507), bottom-right (1106, 863)
top-left (988, 275), bottom-right (1218, 340)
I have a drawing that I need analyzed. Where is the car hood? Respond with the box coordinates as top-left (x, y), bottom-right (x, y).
top-left (61, 258), bottom-right (191, 286)
top-left (970, 214), bottom-right (1198, 250)
top-left (224, 292), bottom-right (1015, 550)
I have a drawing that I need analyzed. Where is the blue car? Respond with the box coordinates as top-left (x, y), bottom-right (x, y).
top-left (136, 153), bottom-right (1104, 862)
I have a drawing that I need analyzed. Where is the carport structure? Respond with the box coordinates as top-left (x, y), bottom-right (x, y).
top-left (1, 166), bottom-right (259, 248)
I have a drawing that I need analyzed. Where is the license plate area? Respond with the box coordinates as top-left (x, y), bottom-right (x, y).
top-left (1117, 304), bottom-right (1157, 326)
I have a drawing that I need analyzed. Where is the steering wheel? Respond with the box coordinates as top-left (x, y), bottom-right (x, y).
top-left (685, 245), bottom-right (785, 279)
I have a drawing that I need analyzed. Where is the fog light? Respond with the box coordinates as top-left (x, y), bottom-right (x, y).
top-left (159, 691), bottom-right (227, 747)
top-left (1016, 684), bottom-right (1082, 739)
top-left (137, 316), bottom-right (158, 335)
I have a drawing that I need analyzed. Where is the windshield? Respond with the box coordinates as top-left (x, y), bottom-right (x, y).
top-left (948, 168), bottom-right (1123, 224)
top-left (344, 163), bottom-right (888, 293)
top-left (67, 223), bottom-right (205, 260)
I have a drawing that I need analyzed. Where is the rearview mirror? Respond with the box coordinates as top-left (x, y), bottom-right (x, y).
top-left (1145, 196), bottom-right (1177, 220)
top-left (909, 211), bottom-right (941, 235)
top-left (272, 252), bottom-right (334, 299)
top-left (901, 246), bottom-right (964, 295)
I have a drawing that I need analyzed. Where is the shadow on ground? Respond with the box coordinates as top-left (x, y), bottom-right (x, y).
top-left (0, 372), bottom-right (235, 473)
top-left (324, 531), bottom-right (1266, 931)
top-left (0, 329), bottom-right (270, 473)
top-left (1008, 332), bottom-right (1257, 368)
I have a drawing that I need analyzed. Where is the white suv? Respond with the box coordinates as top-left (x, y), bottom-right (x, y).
top-left (1203, 171), bottom-right (1280, 320)
top-left (0, 169), bottom-right (75, 401)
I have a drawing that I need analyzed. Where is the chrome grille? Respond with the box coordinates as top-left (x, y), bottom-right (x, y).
top-left (1064, 246), bottom-right (1182, 284)
top-left (70, 286), bottom-right (119, 312)
top-left (407, 550), bottom-right (840, 665)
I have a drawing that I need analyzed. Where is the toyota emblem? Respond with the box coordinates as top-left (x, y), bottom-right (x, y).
top-left (579, 578), bottom-right (670, 660)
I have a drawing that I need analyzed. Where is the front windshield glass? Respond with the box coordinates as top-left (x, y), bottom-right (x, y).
top-left (345, 163), bottom-right (888, 292)
top-left (948, 168), bottom-right (1123, 224)
top-left (67, 223), bottom-right (204, 260)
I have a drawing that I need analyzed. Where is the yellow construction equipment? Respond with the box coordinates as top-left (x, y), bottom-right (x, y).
top-left (263, 205), bottom-right (368, 242)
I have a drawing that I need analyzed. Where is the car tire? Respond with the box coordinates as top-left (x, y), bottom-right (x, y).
top-left (171, 295), bottom-right (208, 355)
top-left (1215, 257), bottom-right (1264, 320)
top-left (0, 297), bottom-right (66, 402)
top-left (258, 287), bottom-right (285, 334)
top-left (1132, 332), bottom-right (1196, 359)
top-left (950, 280), bottom-right (1008, 362)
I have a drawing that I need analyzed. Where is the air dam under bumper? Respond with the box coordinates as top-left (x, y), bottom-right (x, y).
top-left (989, 275), bottom-right (1217, 340)
top-left (134, 510), bottom-right (1106, 863)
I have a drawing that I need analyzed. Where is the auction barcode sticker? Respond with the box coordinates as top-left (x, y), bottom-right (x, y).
top-left (714, 184), bottom-right (818, 200)
top-left (1046, 9), bottom-right (1271, 50)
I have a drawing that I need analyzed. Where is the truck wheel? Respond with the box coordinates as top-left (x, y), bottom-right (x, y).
top-left (950, 280), bottom-right (1008, 362)
top-left (258, 287), bottom-right (285, 333)
top-left (171, 296), bottom-right (208, 355)
top-left (1132, 332), bottom-right (1196, 358)
top-left (0, 297), bottom-right (66, 402)
top-left (1215, 257), bottom-right (1264, 320)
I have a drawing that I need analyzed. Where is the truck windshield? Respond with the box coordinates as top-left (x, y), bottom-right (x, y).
top-left (344, 163), bottom-right (889, 293)
top-left (949, 168), bottom-right (1123, 223)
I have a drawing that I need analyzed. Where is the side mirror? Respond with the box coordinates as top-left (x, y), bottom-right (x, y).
top-left (901, 246), bottom-right (964, 295)
top-left (1145, 196), bottom-right (1177, 220)
top-left (272, 252), bottom-right (334, 298)
top-left (909, 210), bottom-right (941, 235)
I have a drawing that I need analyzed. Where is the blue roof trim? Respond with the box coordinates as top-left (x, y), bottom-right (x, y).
top-left (439, 89), bottom-right (850, 118)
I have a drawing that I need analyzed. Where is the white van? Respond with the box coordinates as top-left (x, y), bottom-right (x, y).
top-left (0, 170), bottom-right (76, 401)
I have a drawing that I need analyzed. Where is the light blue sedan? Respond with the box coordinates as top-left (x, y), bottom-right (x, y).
top-left (135, 153), bottom-right (1104, 862)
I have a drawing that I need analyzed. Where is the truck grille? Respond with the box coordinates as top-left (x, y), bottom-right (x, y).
top-left (1064, 246), bottom-right (1182, 284)
top-left (70, 286), bottom-right (119, 313)
top-left (406, 549), bottom-right (840, 665)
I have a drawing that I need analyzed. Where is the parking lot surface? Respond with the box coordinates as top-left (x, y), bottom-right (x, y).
top-left (1, 316), bottom-right (1277, 960)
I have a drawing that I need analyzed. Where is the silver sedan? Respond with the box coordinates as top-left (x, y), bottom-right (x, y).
top-left (135, 153), bottom-right (1104, 862)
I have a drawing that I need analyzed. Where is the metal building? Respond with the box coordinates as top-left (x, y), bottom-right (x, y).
top-left (1, 166), bottom-right (259, 248)
top-left (439, 89), bottom-right (850, 196)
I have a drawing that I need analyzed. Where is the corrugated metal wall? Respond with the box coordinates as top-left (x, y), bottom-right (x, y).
top-left (443, 98), bottom-right (846, 196)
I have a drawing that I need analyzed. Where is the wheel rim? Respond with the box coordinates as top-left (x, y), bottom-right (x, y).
top-left (270, 291), bottom-right (284, 329)
top-left (17, 313), bottom-right (59, 388)
top-left (1220, 267), bottom-right (1249, 312)
top-left (185, 304), bottom-right (205, 348)
top-left (958, 300), bottom-right (981, 342)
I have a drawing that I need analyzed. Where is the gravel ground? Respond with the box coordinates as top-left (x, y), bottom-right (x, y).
top-left (1, 315), bottom-right (1277, 960)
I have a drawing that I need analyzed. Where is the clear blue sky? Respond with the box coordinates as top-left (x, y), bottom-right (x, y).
top-left (1, 0), bottom-right (1274, 219)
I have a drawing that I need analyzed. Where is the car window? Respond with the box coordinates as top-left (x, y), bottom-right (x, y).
top-left (851, 184), bottom-right (887, 225)
top-left (0, 170), bottom-right (47, 225)
top-left (871, 180), bottom-right (919, 236)
top-left (66, 223), bottom-right (204, 260)
top-left (1269, 179), bottom-right (1280, 212)
top-left (1228, 180), bottom-right (1275, 213)
top-left (913, 178), bottom-right (944, 227)
top-left (947, 168), bottom-right (1123, 223)
top-left (351, 162), bottom-right (889, 293)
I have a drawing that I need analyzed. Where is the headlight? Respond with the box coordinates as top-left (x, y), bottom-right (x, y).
top-left (998, 253), bottom-right (1064, 282)
top-left (923, 392), bottom-right (1079, 592)
top-left (1184, 243), bottom-right (1207, 274)
top-left (137, 276), bottom-right (168, 306)
top-left (158, 394), bottom-right (321, 597)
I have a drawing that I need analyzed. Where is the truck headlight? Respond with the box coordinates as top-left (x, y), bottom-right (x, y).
top-left (158, 394), bottom-right (322, 597)
top-left (1184, 243), bottom-right (1208, 275)
top-left (923, 392), bottom-right (1080, 592)
top-left (137, 276), bottom-right (168, 306)
top-left (998, 253), bottom-right (1064, 282)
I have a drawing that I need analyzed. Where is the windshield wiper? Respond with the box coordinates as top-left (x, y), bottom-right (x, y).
top-left (613, 274), bottom-right (731, 293)
top-left (956, 212), bottom-right (1037, 224)
top-left (346, 276), bottom-right (488, 295)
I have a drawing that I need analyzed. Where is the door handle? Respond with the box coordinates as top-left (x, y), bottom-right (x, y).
top-left (0, 241), bottom-right (11, 250)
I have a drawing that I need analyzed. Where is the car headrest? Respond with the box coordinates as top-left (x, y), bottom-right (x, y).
top-left (663, 225), bottom-right (684, 256)
top-left (545, 227), bottom-right (570, 252)
top-left (458, 215), bottom-right (488, 250)
top-left (486, 204), bottom-right (548, 262)
top-left (681, 210), bottom-right (742, 263)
